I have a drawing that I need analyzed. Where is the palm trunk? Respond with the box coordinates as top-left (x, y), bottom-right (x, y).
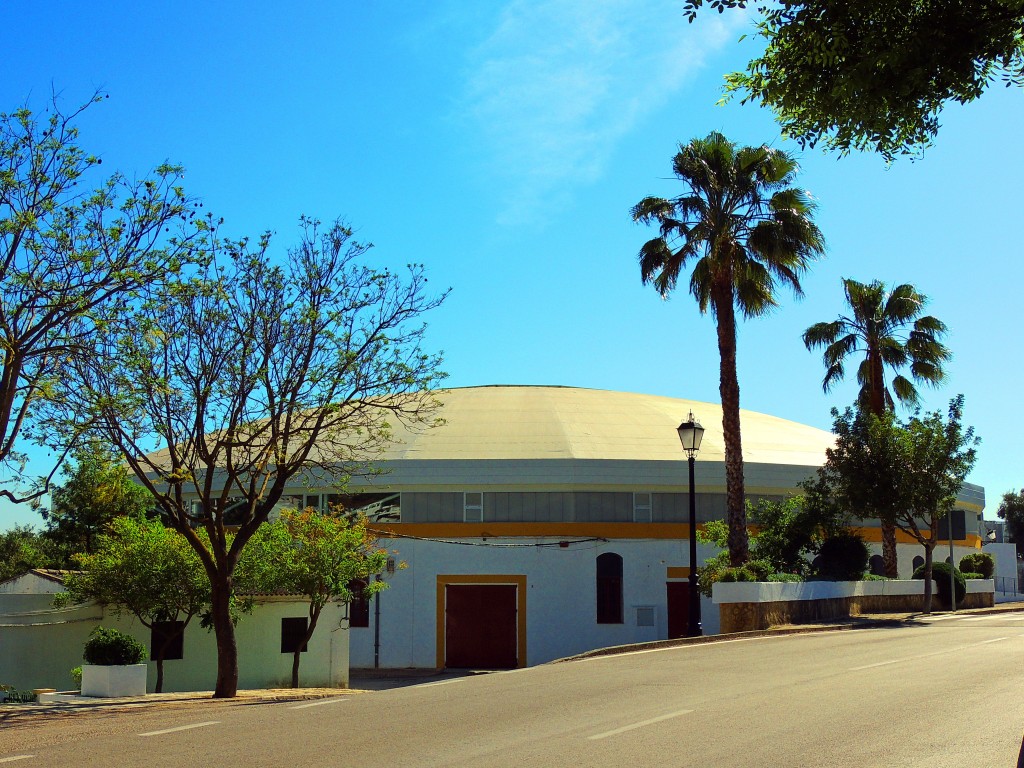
top-left (211, 581), bottom-right (239, 698)
top-left (865, 346), bottom-right (899, 577)
top-left (714, 292), bottom-right (748, 566)
top-left (882, 523), bottom-right (899, 578)
top-left (922, 545), bottom-right (934, 614)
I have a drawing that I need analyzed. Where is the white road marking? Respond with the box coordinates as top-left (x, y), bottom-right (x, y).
top-left (288, 697), bottom-right (349, 709)
top-left (588, 709), bottom-right (694, 740)
top-left (849, 659), bottom-right (900, 671)
top-left (849, 636), bottom-right (1012, 671)
top-left (417, 678), bottom-right (467, 688)
top-left (1000, 615), bottom-right (1024, 621)
top-left (573, 630), bottom-right (838, 664)
top-left (139, 721), bottom-right (220, 737)
top-left (0, 757), bottom-right (35, 764)
top-left (918, 615), bottom-right (960, 622)
top-left (961, 616), bottom-right (994, 622)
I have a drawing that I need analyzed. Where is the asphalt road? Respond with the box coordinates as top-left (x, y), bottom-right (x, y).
top-left (3, 612), bottom-right (1023, 767)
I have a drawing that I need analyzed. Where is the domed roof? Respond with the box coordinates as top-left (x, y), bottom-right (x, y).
top-left (381, 385), bottom-right (833, 467)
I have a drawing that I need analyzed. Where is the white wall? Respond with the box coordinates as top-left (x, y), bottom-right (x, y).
top-left (350, 536), bottom-right (719, 670)
top-left (0, 597), bottom-right (349, 693)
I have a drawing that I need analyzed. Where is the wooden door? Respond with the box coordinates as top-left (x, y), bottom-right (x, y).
top-left (445, 584), bottom-right (518, 668)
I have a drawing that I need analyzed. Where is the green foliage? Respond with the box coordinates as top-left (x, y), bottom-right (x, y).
top-left (683, 0), bottom-right (1024, 160)
top-left (815, 534), bottom-right (869, 581)
top-left (238, 508), bottom-right (389, 687)
top-left (633, 132), bottom-right (824, 567)
top-left (70, 666), bottom-right (82, 688)
top-left (56, 516), bottom-right (208, 691)
top-left (808, 398), bottom-right (978, 549)
top-left (913, 561), bottom-right (967, 608)
top-left (83, 627), bottom-right (146, 666)
top-left (696, 497), bottom-right (845, 594)
top-left (997, 490), bottom-right (1024, 556)
top-left (41, 441), bottom-right (154, 562)
top-left (0, 95), bottom-right (210, 505)
top-left (748, 496), bottom-right (825, 576)
top-left (63, 214), bottom-right (446, 696)
top-left (959, 552), bottom-right (995, 580)
top-left (803, 279), bottom-right (949, 414)
top-left (862, 574), bottom-right (889, 582)
top-left (0, 525), bottom-right (61, 582)
top-left (961, 572), bottom-right (984, 581)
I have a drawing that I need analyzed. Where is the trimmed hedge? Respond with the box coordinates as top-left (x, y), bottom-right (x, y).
top-left (815, 534), bottom-right (869, 581)
top-left (912, 561), bottom-right (966, 608)
top-left (83, 627), bottom-right (147, 666)
top-left (959, 552), bottom-right (995, 579)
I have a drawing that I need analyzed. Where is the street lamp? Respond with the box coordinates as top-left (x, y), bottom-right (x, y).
top-left (677, 411), bottom-right (705, 637)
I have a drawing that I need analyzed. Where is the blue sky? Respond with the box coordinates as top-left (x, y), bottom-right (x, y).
top-left (2, 1), bottom-right (1021, 528)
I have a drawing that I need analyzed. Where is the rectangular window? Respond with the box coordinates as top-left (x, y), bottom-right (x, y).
top-left (349, 579), bottom-right (370, 628)
top-left (464, 492), bottom-right (483, 523)
top-left (150, 620), bottom-right (185, 661)
top-left (635, 606), bottom-right (655, 627)
top-left (633, 492), bottom-right (652, 523)
top-left (281, 617), bottom-right (309, 653)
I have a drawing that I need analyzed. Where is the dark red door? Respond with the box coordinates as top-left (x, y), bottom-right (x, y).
top-left (666, 581), bottom-right (689, 639)
top-left (445, 584), bottom-right (518, 668)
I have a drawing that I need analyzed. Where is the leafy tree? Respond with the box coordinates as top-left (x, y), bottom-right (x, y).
top-left (803, 278), bottom-right (950, 576)
top-left (239, 509), bottom-right (388, 688)
top-left (56, 517), bottom-right (209, 692)
top-left (632, 132), bottom-right (824, 565)
top-left (682, 0), bottom-right (1024, 160)
top-left (695, 496), bottom-right (844, 594)
top-left (0, 94), bottom-right (209, 503)
top-left (66, 218), bottom-right (445, 697)
top-left (809, 397), bottom-right (978, 612)
top-left (0, 524), bottom-right (61, 582)
top-left (997, 489), bottom-right (1024, 557)
top-left (39, 441), bottom-right (154, 561)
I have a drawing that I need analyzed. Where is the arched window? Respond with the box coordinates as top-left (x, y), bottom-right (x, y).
top-left (912, 555), bottom-right (925, 573)
top-left (869, 555), bottom-right (885, 576)
top-left (596, 553), bottom-right (623, 624)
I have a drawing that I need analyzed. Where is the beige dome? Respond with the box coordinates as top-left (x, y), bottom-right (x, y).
top-left (380, 385), bottom-right (833, 468)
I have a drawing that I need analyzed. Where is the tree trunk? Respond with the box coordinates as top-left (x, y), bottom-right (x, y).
top-left (882, 521), bottom-right (899, 578)
top-left (714, 291), bottom-right (748, 567)
top-left (210, 582), bottom-right (239, 698)
top-left (922, 545), bottom-right (934, 614)
top-left (292, 605), bottom-right (322, 688)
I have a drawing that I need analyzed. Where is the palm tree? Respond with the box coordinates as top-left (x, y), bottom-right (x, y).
top-left (632, 132), bottom-right (825, 567)
top-left (803, 278), bottom-right (950, 576)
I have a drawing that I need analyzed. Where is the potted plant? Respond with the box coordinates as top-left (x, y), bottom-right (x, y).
top-left (80, 627), bottom-right (148, 697)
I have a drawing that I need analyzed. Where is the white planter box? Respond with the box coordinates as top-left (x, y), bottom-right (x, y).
top-left (713, 579), bottom-right (930, 604)
top-left (80, 664), bottom-right (148, 697)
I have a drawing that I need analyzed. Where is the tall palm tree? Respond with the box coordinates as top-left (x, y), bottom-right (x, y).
top-left (803, 278), bottom-right (950, 576)
top-left (632, 132), bottom-right (825, 567)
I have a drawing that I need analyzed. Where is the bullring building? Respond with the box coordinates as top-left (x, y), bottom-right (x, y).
top-left (279, 386), bottom-right (986, 671)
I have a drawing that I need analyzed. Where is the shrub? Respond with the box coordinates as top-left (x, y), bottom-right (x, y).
top-left (913, 561), bottom-right (967, 608)
top-left (83, 627), bottom-right (146, 666)
top-left (70, 666), bottom-right (82, 689)
top-left (959, 552), bottom-right (994, 579)
top-left (862, 574), bottom-right (889, 581)
top-left (960, 572), bottom-right (984, 580)
top-left (718, 566), bottom-right (758, 583)
top-left (815, 534), bottom-right (869, 580)
top-left (767, 573), bottom-right (804, 583)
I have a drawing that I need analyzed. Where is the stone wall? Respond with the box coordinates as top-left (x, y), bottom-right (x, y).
top-left (714, 579), bottom-right (995, 633)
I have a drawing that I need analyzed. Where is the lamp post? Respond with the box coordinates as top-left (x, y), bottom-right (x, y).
top-left (677, 411), bottom-right (705, 637)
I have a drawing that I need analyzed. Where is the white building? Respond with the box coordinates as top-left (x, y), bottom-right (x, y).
top-left (281, 386), bottom-right (986, 671)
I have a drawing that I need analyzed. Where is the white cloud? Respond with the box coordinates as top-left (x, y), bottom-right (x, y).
top-left (459, 0), bottom-right (744, 225)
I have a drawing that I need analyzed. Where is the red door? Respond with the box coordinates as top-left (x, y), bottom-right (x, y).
top-left (666, 581), bottom-right (689, 640)
top-left (445, 584), bottom-right (518, 668)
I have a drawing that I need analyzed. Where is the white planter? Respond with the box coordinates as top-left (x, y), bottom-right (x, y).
top-left (712, 579), bottom-right (931, 604)
top-left (80, 664), bottom-right (148, 697)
